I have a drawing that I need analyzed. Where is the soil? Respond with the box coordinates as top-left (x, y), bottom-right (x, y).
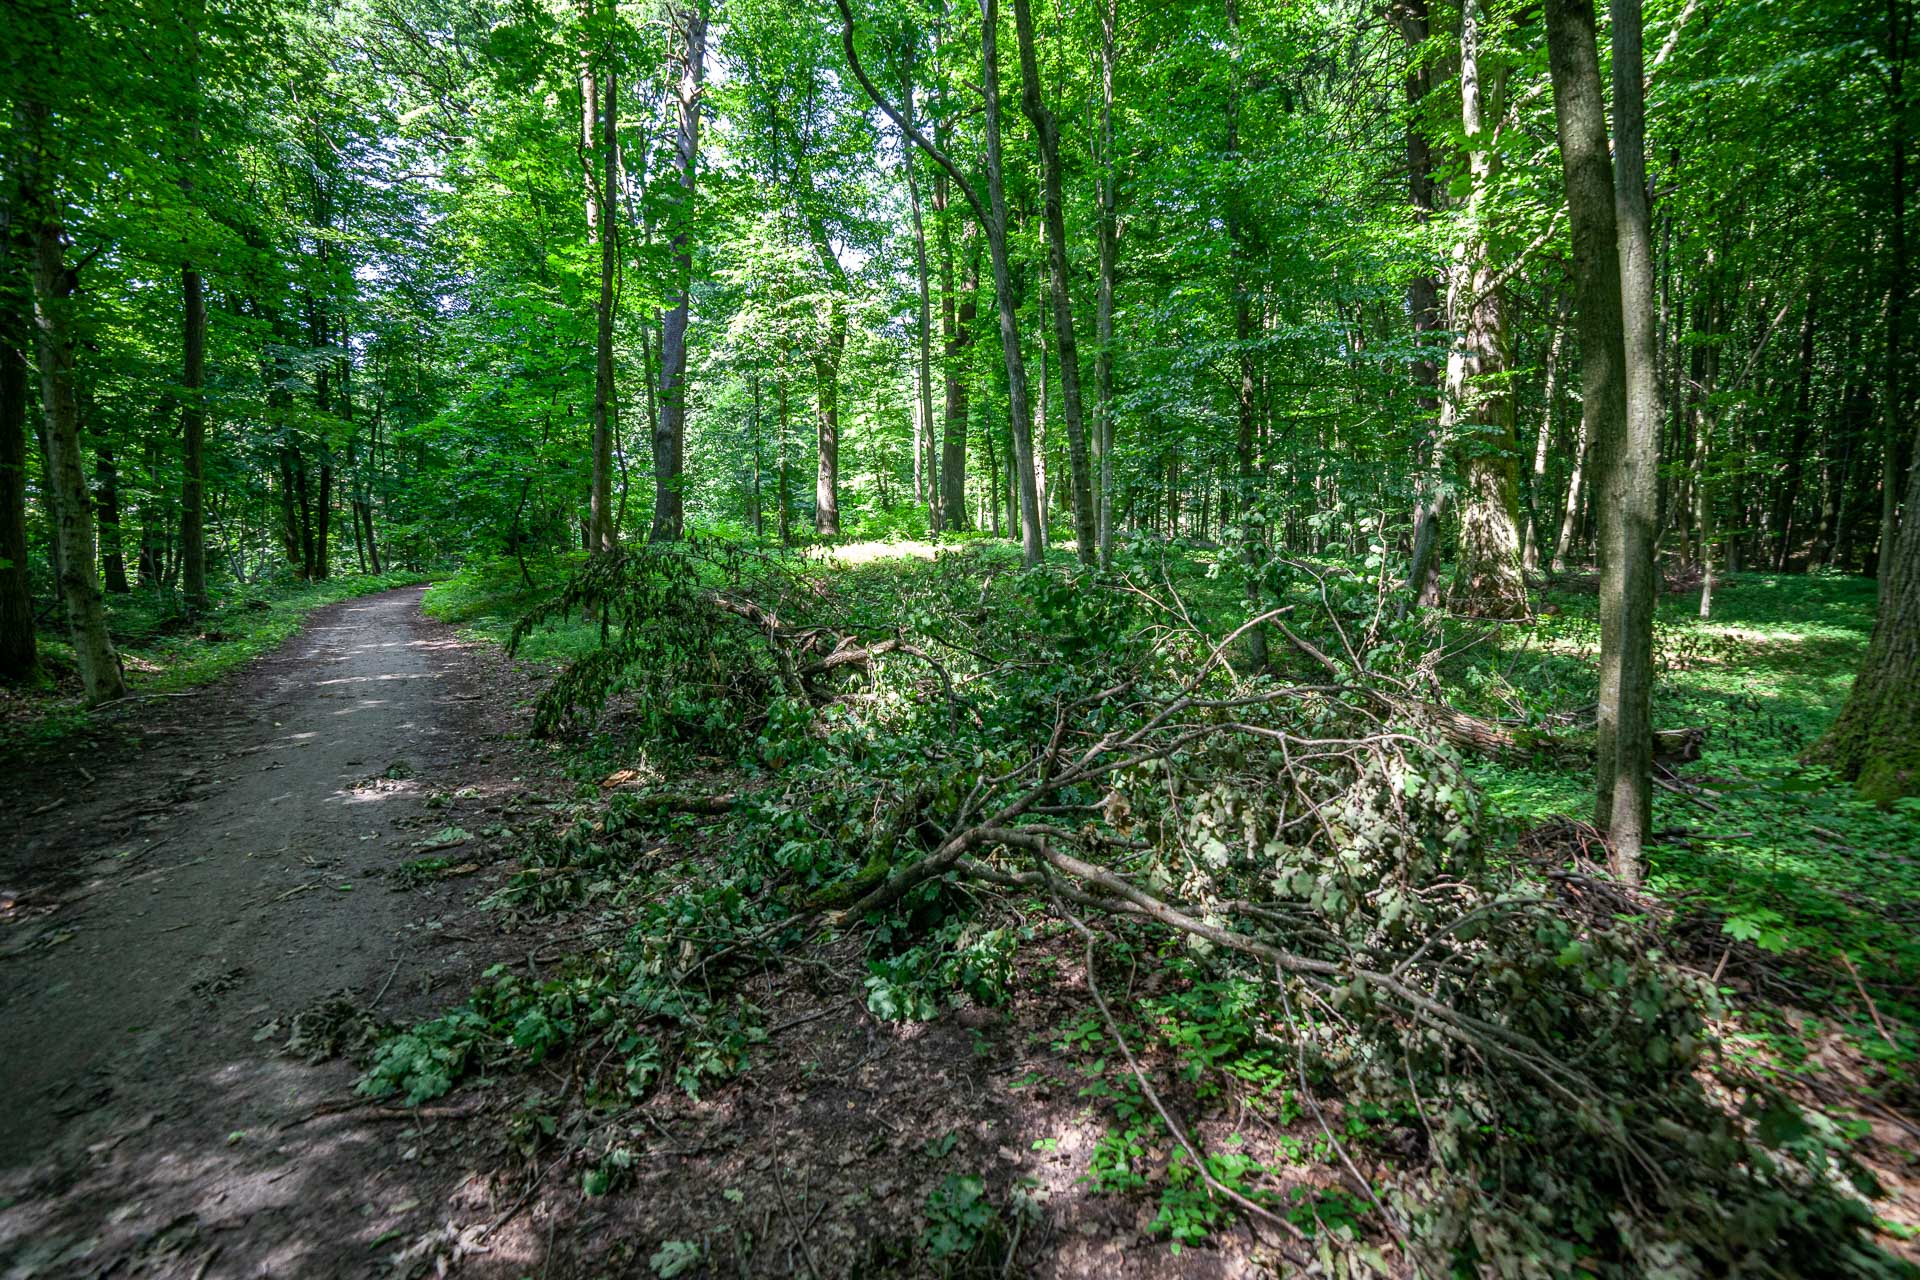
top-left (0, 588), bottom-right (553, 1278)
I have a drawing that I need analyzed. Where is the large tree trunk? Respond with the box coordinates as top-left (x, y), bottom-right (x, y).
top-left (652, 3), bottom-right (706, 543)
top-left (0, 296), bottom-right (34, 682)
top-left (1443, 0), bottom-right (1527, 620)
top-left (25, 131), bottom-right (125, 702)
top-left (588, 28), bottom-right (619, 554)
top-left (1011, 0), bottom-right (1096, 566)
top-left (1812, 409), bottom-right (1920, 800)
top-left (1814, 0), bottom-right (1920, 799)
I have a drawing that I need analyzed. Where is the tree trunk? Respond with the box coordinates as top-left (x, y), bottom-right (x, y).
top-left (776, 365), bottom-right (792, 544)
top-left (1011, 0), bottom-right (1096, 566)
top-left (1443, 0), bottom-right (1527, 620)
top-left (180, 263), bottom-right (209, 608)
top-left (95, 444), bottom-right (129, 593)
top-left (977, 0), bottom-right (1043, 566)
top-left (1093, 0), bottom-right (1119, 569)
top-left (1398, 0), bottom-right (1445, 604)
top-left (0, 294), bottom-right (34, 682)
top-left (1770, 288), bottom-right (1820, 570)
top-left (1606, 0), bottom-right (1662, 877)
top-left (652, 2), bottom-right (706, 543)
top-left (1547, 0), bottom-right (1633, 859)
top-left (814, 310), bottom-right (845, 539)
top-left (902, 96), bottom-right (936, 529)
top-left (1879, 0), bottom-right (1911, 584)
top-left (588, 28), bottom-right (619, 554)
top-left (179, 5), bottom-right (209, 612)
top-left (939, 188), bottom-right (974, 533)
top-left (25, 131), bottom-right (125, 702)
top-left (1523, 295), bottom-right (1569, 573)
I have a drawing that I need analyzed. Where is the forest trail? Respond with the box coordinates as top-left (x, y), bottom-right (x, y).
top-left (0, 587), bottom-right (533, 1277)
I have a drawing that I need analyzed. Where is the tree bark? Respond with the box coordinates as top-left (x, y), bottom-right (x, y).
top-left (0, 281), bottom-right (34, 681)
top-left (588, 19), bottom-right (619, 554)
top-left (180, 262), bottom-right (209, 607)
top-left (95, 444), bottom-right (129, 593)
top-left (1093, 0), bottom-right (1119, 569)
top-left (652, 2), bottom-right (706, 543)
top-left (1602, 0), bottom-right (1661, 878)
top-left (1770, 287), bottom-right (1820, 570)
top-left (904, 108), bottom-right (934, 526)
top-left (1523, 295), bottom-right (1568, 573)
top-left (1011, 0), bottom-right (1096, 566)
top-left (938, 181), bottom-right (974, 533)
top-left (1443, 0), bottom-right (1527, 620)
top-left (1398, 0), bottom-right (1445, 604)
top-left (1546, 0), bottom-right (1634, 864)
top-left (24, 116), bottom-right (124, 701)
top-left (1879, 0), bottom-right (1912, 583)
top-left (179, 4), bottom-right (209, 612)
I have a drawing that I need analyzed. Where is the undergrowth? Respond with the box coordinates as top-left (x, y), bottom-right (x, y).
top-left (362, 541), bottom-right (1918, 1277)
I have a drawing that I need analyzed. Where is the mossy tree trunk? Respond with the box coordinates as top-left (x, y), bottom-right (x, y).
top-left (1443, 0), bottom-right (1528, 621)
top-left (1812, 418), bottom-right (1920, 801)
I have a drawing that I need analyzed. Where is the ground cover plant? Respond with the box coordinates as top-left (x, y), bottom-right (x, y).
top-left (382, 542), bottom-right (1920, 1276)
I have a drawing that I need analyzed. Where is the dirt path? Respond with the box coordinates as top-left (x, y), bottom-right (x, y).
top-left (0, 587), bottom-right (540, 1278)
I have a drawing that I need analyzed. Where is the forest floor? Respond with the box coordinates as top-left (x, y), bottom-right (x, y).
top-left (3, 561), bottom-right (1917, 1279)
top-left (0, 587), bottom-right (561, 1277)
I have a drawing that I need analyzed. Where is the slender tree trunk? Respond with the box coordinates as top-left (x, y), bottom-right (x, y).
top-left (179, 3), bottom-right (209, 612)
top-left (977, 0), bottom-right (1043, 565)
top-left (180, 263), bottom-right (208, 607)
top-left (749, 372), bottom-right (764, 537)
top-left (1879, 0), bottom-right (1912, 583)
top-left (1547, 0), bottom-right (1636, 867)
top-left (1093, 0), bottom-right (1119, 569)
top-left (1398, 0), bottom-right (1446, 603)
top-left (1523, 295), bottom-right (1569, 572)
top-left (588, 22), bottom-right (619, 554)
top-left (95, 444), bottom-right (129, 593)
top-left (24, 129), bottom-right (124, 701)
top-left (902, 105), bottom-right (936, 529)
top-left (939, 189), bottom-right (974, 532)
top-left (1444, 1), bottom-right (1527, 619)
top-left (1771, 288), bottom-right (1820, 570)
top-left (653, 2), bottom-right (706, 542)
top-left (776, 365), bottom-right (792, 544)
top-left (1012, 0), bottom-right (1096, 565)
top-left (315, 449), bottom-right (333, 580)
top-left (1608, 0), bottom-right (1662, 876)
